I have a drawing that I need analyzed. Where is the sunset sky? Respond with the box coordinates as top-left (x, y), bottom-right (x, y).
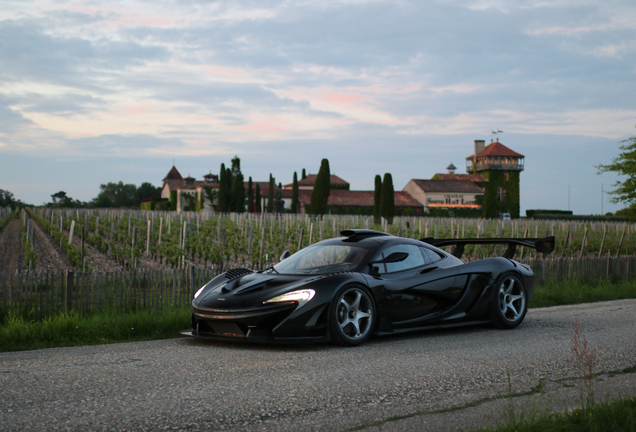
top-left (1, 0), bottom-right (634, 214)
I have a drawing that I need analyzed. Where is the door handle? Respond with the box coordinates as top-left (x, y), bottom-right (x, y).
top-left (420, 266), bottom-right (438, 274)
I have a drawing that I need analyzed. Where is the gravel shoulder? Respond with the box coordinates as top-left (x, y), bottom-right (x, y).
top-left (31, 219), bottom-right (73, 272)
top-left (0, 299), bottom-right (635, 432)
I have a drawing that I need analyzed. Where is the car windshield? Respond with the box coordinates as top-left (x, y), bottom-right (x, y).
top-left (273, 244), bottom-right (368, 275)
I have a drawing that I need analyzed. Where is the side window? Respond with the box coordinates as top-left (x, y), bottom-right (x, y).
top-left (376, 244), bottom-right (426, 274)
top-left (421, 247), bottom-right (442, 264)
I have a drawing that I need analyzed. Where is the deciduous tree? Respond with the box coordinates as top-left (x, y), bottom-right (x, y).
top-left (596, 135), bottom-right (636, 215)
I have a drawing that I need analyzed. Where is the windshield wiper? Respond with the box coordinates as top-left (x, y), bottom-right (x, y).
top-left (307, 263), bottom-right (350, 274)
top-left (265, 266), bottom-right (279, 274)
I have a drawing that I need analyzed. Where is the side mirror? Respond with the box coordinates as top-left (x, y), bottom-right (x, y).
top-left (368, 252), bottom-right (409, 266)
top-left (279, 250), bottom-right (291, 262)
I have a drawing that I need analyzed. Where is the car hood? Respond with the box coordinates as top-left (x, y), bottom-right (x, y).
top-left (194, 271), bottom-right (323, 311)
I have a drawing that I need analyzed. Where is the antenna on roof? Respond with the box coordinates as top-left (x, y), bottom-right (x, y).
top-left (491, 129), bottom-right (504, 142)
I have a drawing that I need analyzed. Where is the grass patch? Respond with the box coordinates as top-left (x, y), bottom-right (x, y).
top-left (469, 396), bottom-right (636, 432)
top-left (530, 279), bottom-right (636, 308)
top-left (0, 308), bottom-right (191, 352)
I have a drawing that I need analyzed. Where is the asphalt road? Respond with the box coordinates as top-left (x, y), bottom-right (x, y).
top-left (1, 300), bottom-right (635, 432)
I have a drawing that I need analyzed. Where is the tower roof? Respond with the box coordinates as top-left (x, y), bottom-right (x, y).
top-left (466, 141), bottom-right (524, 160)
top-left (163, 165), bottom-right (183, 181)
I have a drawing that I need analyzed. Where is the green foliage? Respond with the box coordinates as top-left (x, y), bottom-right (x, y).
top-left (310, 159), bottom-right (331, 215)
top-left (267, 174), bottom-right (274, 213)
top-left (427, 207), bottom-right (483, 218)
top-left (256, 184), bottom-right (262, 213)
top-left (247, 177), bottom-right (254, 213)
top-left (218, 163), bottom-right (229, 212)
top-left (182, 192), bottom-right (198, 212)
top-left (91, 181), bottom-right (139, 208)
top-left (291, 172), bottom-right (299, 213)
top-left (526, 209), bottom-right (573, 217)
top-left (25, 208), bottom-right (85, 270)
top-left (202, 186), bottom-right (218, 211)
top-left (471, 396), bottom-right (636, 432)
top-left (481, 170), bottom-right (520, 218)
top-left (381, 172), bottom-right (394, 224)
top-left (374, 174), bottom-right (382, 225)
top-left (596, 135), bottom-right (636, 211)
top-left (530, 279), bottom-right (636, 308)
top-left (231, 173), bottom-right (245, 213)
top-left (137, 182), bottom-right (161, 201)
top-left (228, 156), bottom-right (245, 213)
top-left (170, 190), bottom-right (177, 211)
top-left (0, 190), bottom-right (25, 209)
top-left (21, 217), bottom-right (37, 269)
top-left (301, 168), bottom-right (307, 180)
top-left (0, 308), bottom-right (191, 352)
top-left (47, 190), bottom-right (87, 208)
top-left (0, 210), bottom-right (17, 232)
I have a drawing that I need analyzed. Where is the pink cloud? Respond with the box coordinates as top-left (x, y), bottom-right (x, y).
top-left (235, 121), bottom-right (287, 134)
top-left (121, 105), bottom-right (154, 116)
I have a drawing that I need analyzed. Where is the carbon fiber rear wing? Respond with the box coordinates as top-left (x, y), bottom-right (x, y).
top-left (419, 236), bottom-right (555, 260)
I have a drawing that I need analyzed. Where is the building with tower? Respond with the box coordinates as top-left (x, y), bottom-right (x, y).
top-left (466, 139), bottom-right (524, 218)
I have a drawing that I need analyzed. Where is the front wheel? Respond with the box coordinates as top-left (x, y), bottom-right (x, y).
top-left (490, 273), bottom-right (527, 329)
top-left (329, 285), bottom-right (376, 347)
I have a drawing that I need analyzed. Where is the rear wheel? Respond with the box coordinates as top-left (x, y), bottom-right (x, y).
top-left (490, 272), bottom-right (527, 329)
top-left (329, 285), bottom-right (376, 346)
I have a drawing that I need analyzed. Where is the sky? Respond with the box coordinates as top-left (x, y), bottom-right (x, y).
top-left (1, 0), bottom-right (634, 215)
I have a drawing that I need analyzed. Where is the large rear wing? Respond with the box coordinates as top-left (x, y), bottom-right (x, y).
top-left (420, 236), bottom-right (555, 260)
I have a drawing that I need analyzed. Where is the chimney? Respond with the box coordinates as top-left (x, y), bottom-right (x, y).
top-left (473, 140), bottom-right (485, 173)
top-left (474, 140), bottom-right (485, 157)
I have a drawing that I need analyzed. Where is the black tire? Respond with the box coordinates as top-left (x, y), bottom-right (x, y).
top-left (490, 272), bottom-right (528, 329)
top-left (329, 284), bottom-right (376, 347)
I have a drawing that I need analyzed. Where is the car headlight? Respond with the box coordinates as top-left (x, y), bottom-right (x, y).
top-left (194, 285), bottom-right (206, 299)
top-left (263, 289), bottom-right (315, 308)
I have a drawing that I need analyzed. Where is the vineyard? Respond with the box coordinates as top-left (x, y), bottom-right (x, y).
top-left (1, 206), bottom-right (636, 319)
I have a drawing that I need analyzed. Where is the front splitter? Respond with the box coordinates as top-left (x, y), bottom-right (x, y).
top-left (180, 330), bottom-right (330, 345)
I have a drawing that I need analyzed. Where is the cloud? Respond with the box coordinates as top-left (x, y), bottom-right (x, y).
top-left (0, 97), bottom-right (34, 134)
top-left (66, 133), bottom-right (188, 156)
top-left (0, 19), bottom-right (170, 90)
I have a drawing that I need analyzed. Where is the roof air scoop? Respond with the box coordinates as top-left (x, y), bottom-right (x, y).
top-left (340, 229), bottom-right (392, 241)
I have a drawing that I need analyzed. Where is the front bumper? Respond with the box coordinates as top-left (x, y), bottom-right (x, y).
top-left (187, 302), bottom-right (329, 343)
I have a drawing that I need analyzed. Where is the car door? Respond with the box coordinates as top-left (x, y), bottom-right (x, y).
top-left (364, 244), bottom-right (463, 330)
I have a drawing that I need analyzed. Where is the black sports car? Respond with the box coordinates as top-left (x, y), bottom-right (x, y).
top-left (183, 229), bottom-right (554, 346)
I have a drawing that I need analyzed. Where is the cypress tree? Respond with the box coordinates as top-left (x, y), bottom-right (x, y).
top-left (381, 173), bottom-right (394, 225)
top-left (231, 173), bottom-right (245, 212)
top-left (291, 172), bottom-right (299, 213)
top-left (218, 163), bottom-right (227, 211)
top-left (225, 167), bottom-right (233, 211)
top-left (301, 168), bottom-right (307, 180)
top-left (373, 174), bottom-right (382, 225)
top-left (230, 156), bottom-right (244, 213)
top-left (310, 159), bottom-right (330, 215)
top-left (256, 184), bottom-right (262, 213)
top-left (247, 177), bottom-right (254, 213)
top-left (267, 174), bottom-right (274, 213)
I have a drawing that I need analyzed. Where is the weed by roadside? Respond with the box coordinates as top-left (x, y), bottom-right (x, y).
top-left (0, 308), bottom-right (191, 352)
top-left (530, 279), bottom-right (636, 308)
